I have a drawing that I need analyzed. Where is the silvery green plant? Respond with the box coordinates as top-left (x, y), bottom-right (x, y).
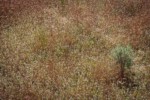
top-left (111, 45), bottom-right (134, 79)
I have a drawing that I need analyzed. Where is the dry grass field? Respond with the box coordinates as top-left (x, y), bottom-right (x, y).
top-left (0, 0), bottom-right (150, 99)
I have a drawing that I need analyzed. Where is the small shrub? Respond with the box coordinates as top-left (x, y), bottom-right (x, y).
top-left (111, 44), bottom-right (134, 86)
top-left (111, 45), bottom-right (134, 69)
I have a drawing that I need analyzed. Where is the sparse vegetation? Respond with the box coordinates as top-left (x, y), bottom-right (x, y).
top-left (0, 0), bottom-right (150, 99)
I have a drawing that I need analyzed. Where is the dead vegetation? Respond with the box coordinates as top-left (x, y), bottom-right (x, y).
top-left (0, 0), bottom-right (150, 99)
